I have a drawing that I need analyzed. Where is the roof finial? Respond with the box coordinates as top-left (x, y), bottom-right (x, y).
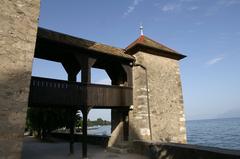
top-left (140, 23), bottom-right (144, 36)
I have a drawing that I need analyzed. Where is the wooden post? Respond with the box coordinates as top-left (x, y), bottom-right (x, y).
top-left (69, 109), bottom-right (75, 154)
top-left (62, 60), bottom-right (80, 154)
top-left (82, 108), bottom-right (88, 158)
top-left (75, 54), bottom-right (96, 158)
top-left (78, 55), bottom-right (96, 84)
top-left (68, 73), bottom-right (77, 154)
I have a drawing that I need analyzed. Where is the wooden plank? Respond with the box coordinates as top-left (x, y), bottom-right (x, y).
top-left (28, 76), bottom-right (133, 108)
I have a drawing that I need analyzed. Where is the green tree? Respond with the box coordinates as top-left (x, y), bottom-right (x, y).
top-left (26, 107), bottom-right (79, 140)
top-left (75, 114), bottom-right (82, 128)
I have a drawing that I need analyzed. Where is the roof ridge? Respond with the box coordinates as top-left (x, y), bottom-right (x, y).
top-left (142, 35), bottom-right (179, 53)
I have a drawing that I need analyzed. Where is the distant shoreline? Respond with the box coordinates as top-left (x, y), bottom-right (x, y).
top-left (187, 116), bottom-right (240, 122)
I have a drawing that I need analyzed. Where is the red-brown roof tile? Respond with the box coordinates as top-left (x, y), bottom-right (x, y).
top-left (125, 35), bottom-right (186, 60)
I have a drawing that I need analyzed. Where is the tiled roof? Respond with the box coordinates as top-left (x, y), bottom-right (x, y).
top-left (37, 28), bottom-right (135, 61)
top-left (126, 35), bottom-right (186, 60)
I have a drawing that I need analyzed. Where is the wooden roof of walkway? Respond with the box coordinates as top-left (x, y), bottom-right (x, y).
top-left (36, 28), bottom-right (186, 62)
top-left (36, 27), bottom-right (135, 62)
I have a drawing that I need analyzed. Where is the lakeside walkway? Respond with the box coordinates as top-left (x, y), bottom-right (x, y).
top-left (21, 136), bottom-right (148, 159)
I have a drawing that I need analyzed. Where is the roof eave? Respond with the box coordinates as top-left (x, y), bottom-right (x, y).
top-left (125, 44), bottom-right (186, 60)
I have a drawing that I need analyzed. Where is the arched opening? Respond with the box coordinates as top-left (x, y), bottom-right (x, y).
top-left (76, 110), bottom-right (83, 133)
top-left (88, 109), bottom-right (111, 136)
top-left (92, 59), bottom-right (128, 86)
top-left (91, 68), bottom-right (111, 85)
top-left (32, 58), bottom-right (67, 80)
top-left (76, 71), bottom-right (82, 82)
top-left (108, 64), bottom-right (127, 86)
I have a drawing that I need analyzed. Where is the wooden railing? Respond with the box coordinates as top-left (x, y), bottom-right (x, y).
top-left (28, 76), bottom-right (132, 108)
top-left (86, 84), bottom-right (132, 107)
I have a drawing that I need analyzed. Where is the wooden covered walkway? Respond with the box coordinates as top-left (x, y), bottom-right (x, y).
top-left (28, 27), bottom-right (134, 158)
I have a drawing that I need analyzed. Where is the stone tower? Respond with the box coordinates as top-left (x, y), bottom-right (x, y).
top-left (126, 35), bottom-right (187, 143)
top-left (0, 0), bottom-right (40, 158)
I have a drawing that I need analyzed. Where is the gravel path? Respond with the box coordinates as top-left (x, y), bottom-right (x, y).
top-left (21, 136), bottom-right (148, 159)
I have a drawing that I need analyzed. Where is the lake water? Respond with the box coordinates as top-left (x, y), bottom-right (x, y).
top-left (88, 125), bottom-right (111, 136)
top-left (89, 118), bottom-right (240, 150)
top-left (186, 117), bottom-right (240, 150)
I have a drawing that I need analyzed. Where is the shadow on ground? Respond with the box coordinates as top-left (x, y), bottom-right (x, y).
top-left (21, 136), bottom-right (148, 159)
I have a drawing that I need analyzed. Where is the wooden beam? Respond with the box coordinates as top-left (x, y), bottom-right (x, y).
top-left (74, 54), bottom-right (96, 84)
top-left (105, 64), bottom-right (126, 86)
top-left (62, 60), bottom-right (80, 80)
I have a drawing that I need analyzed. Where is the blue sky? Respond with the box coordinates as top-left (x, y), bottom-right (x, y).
top-left (33, 0), bottom-right (240, 120)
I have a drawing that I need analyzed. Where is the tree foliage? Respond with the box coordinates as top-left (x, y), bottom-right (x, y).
top-left (87, 118), bottom-right (111, 127)
top-left (26, 107), bottom-right (79, 139)
top-left (26, 108), bottom-right (111, 139)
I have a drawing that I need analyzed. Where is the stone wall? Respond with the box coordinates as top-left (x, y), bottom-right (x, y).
top-left (133, 141), bottom-right (240, 159)
top-left (129, 51), bottom-right (186, 143)
top-left (0, 0), bottom-right (40, 158)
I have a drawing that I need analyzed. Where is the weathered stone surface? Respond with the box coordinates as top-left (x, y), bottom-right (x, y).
top-left (108, 110), bottom-right (124, 147)
top-left (0, 0), bottom-right (40, 158)
top-left (129, 51), bottom-right (186, 143)
top-left (133, 141), bottom-right (240, 159)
